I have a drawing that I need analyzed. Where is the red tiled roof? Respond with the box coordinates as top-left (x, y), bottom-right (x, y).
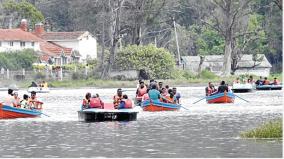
top-left (39, 31), bottom-right (86, 41)
top-left (39, 40), bottom-right (72, 56)
top-left (0, 29), bottom-right (42, 42)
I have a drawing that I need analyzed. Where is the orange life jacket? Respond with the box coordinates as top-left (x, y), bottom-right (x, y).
top-left (263, 80), bottom-right (270, 85)
top-left (113, 95), bottom-right (123, 106)
top-left (90, 98), bottom-right (103, 108)
top-left (137, 86), bottom-right (147, 97)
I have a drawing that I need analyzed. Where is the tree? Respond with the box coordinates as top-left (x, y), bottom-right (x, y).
top-left (115, 44), bottom-right (176, 79)
top-left (1, 0), bottom-right (44, 28)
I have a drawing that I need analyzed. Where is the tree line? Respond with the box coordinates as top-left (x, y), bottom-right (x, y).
top-left (0, 0), bottom-right (282, 77)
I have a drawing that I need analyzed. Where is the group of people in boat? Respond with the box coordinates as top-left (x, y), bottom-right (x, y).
top-left (2, 89), bottom-right (42, 109)
top-left (233, 76), bottom-right (280, 86)
top-left (82, 88), bottom-right (133, 110)
top-left (136, 79), bottom-right (181, 105)
top-left (29, 81), bottom-right (48, 88)
top-left (205, 81), bottom-right (230, 96)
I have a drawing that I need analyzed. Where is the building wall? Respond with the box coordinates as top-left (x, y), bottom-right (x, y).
top-left (52, 40), bottom-right (79, 51)
top-left (78, 35), bottom-right (97, 60)
top-left (234, 68), bottom-right (271, 77)
top-left (0, 41), bottom-right (40, 52)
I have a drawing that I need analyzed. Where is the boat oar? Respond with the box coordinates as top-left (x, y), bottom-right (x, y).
top-left (234, 94), bottom-right (250, 103)
top-left (192, 96), bottom-right (206, 104)
top-left (40, 112), bottom-right (50, 117)
top-left (161, 95), bottom-right (189, 110)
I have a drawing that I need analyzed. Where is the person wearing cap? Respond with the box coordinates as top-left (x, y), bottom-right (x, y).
top-left (4, 89), bottom-right (14, 106)
top-left (12, 91), bottom-right (21, 107)
top-left (113, 88), bottom-right (123, 109)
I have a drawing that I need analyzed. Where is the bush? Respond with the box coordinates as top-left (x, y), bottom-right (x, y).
top-left (72, 72), bottom-right (83, 80)
top-left (199, 70), bottom-right (218, 79)
top-left (0, 49), bottom-right (37, 70)
top-left (115, 44), bottom-right (176, 79)
top-left (34, 72), bottom-right (46, 80)
top-left (241, 119), bottom-right (282, 138)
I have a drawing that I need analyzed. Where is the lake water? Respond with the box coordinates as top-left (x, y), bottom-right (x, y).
top-left (0, 87), bottom-right (282, 158)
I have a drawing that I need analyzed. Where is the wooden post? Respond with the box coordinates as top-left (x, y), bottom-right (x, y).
top-left (173, 17), bottom-right (181, 65)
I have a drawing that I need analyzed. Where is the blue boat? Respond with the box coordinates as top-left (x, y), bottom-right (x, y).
top-left (206, 92), bottom-right (235, 104)
top-left (141, 100), bottom-right (181, 111)
top-left (0, 104), bottom-right (42, 119)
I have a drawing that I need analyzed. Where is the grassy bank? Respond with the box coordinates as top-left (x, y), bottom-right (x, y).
top-left (240, 118), bottom-right (282, 138)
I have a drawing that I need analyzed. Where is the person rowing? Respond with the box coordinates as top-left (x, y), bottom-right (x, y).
top-left (205, 82), bottom-right (217, 96)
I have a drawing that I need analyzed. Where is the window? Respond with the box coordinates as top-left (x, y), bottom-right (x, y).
top-left (31, 42), bottom-right (35, 46)
top-left (9, 41), bottom-right (13, 46)
top-left (20, 42), bottom-right (25, 47)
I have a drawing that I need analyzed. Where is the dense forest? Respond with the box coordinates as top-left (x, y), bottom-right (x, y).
top-left (0, 0), bottom-right (282, 76)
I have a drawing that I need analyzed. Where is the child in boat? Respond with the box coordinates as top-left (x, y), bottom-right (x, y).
top-left (89, 93), bottom-right (104, 109)
top-left (113, 88), bottom-right (123, 109)
top-left (12, 91), bottom-right (21, 108)
top-left (82, 92), bottom-right (91, 109)
top-left (165, 89), bottom-right (177, 104)
top-left (118, 95), bottom-right (133, 109)
top-left (20, 94), bottom-right (31, 109)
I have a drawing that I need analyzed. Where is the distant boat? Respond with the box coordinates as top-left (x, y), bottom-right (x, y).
top-left (231, 83), bottom-right (254, 93)
top-left (27, 87), bottom-right (50, 93)
top-left (206, 91), bottom-right (235, 104)
top-left (141, 100), bottom-right (181, 111)
top-left (78, 103), bottom-right (138, 122)
top-left (0, 104), bottom-right (41, 119)
top-left (256, 84), bottom-right (282, 90)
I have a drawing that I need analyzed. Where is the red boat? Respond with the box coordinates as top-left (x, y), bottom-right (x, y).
top-left (206, 91), bottom-right (235, 104)
top-left (0, 103), bottom-right (42, 119)
top-left (141, 100), bottom-right (181, 111)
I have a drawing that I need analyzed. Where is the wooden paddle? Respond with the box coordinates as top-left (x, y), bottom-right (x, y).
top-left (161, 95), bottom-right (189, 110)
top-left (192, 96), bottom-right (207, 104)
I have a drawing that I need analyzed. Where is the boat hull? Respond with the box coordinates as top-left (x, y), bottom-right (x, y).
top-left (232, 88), bottom-right (254, 93)
top-left (206, 92), bottom-right (235, 104)
top-left (141, 100), bottom-right (181, 111)
top-left (78, 103), bottom-right (138, 122)
top-left (0, 104), bottom-right (41, 119)
top-left (28, 87), bottom-right (50, 93)
top-left (256, 85), bottom-right (282, 90)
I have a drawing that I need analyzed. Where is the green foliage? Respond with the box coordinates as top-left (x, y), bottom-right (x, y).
top-left (198, 70), bottom-right (218, 79)
top-left (3, 0), bottom-right (44, 26)
top-left (241, 118), bottom-right (282, 138)
top-left (115, 44), bottom-right (176, 79)
top-left (0, 49), bottom-right (38, 70)
top-left (190, 25), bottom-right (224, 55)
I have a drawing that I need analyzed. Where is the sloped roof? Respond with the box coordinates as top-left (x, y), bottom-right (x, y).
top-left (181, 54), bottom-right (272, 68)
top-left (39, 31), bottom-right (87, 41)
top-left (0, 29), bottom-right (42, 42)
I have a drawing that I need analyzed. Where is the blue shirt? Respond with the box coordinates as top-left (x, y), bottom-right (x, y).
top-left (148, 89), bottom-right (160, 100)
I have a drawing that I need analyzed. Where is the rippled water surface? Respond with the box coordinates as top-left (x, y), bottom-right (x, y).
top-left (0, 87), bottom-right (282, 158)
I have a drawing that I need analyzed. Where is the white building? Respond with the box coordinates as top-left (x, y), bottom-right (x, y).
top-left (35, 27), bottom-right (97, 62)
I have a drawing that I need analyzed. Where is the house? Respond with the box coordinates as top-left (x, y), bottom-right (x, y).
top-left (0, 19), bottom-right (97, 65)
top-left (181, 54), bottom-right (272, 77)
top-left (33, 23), bottom-right (97, 62)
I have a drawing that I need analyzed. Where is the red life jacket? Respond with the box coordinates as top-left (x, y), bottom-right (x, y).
top-left (138, 86), bottom-right (147, 97)
top-left (207, 87), bottom-right (213, 95)
top-left (90, 98), bottom-right (103, 108)
top-left (142, 93), bottom-right (149, 101)
top-left (123, 99), bottom-right (133, 109)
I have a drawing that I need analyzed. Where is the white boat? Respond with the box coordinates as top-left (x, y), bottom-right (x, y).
top-left (231, 83), bottom-right (255, 93)
top-left (27, 87), bottom-right (50, 93)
